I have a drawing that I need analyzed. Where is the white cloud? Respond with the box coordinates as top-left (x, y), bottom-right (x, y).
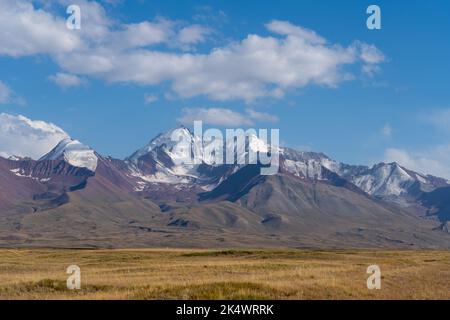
top-left (58, 19), bottom-right (384, 102)
top-left (265, 20), bottom-right (326, 44)
top-left (178, 107), bottom-right (278, 126)
top-left (179, 108), bottom-right (253, 126)
top-left (422, 109), bottom-right (450, 133)
top-left (177, 25), bottom-right (211, 45)
top-left (356, 42), bottom-right (385, 76)
top-left (381, 123), bottom-right (392, 137)
top-left (57, 0), bottom-right (111, 41)
top-left (0, 81), bottom-right (13, 104)
top-left (245, 109), bottom-right (279, 123)
top-left (362, 64), bottom-right (381, 77)
top-left (49, 73), bottom-right (85, 88)
top-left (358, 42), bottom-right (385, 64)
top-left (0, 81), bottom-right (25, 105)
top-left (0, 2), bottom-right (385, 102)
top-left (144, 93), bottom-right (158, 104)
top-left (384, 146), bottom-right (450, 179)
top-left (382, 109), bottom-right (450, 179)
top-left (0, 0), bottom-right (82, 57)
top-left (114, 20), bottom-right (173, 49)
top-left (0, 113), bottom-right (70, 159)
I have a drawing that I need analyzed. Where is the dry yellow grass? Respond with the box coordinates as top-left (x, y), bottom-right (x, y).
top-left (0, 248), bottom-right (448, 299)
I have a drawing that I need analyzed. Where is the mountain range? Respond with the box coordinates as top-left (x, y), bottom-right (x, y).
top-left (0, 125), bottom-right (449, 248)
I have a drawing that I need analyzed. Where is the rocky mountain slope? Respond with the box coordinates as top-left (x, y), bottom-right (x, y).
top-left (0, 126), bottom-right (449, 248)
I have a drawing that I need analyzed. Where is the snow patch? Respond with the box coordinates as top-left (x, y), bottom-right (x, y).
top-left (40, 138), bottom-right (98, 172)
top-left (9, 168), bottom-right (50, 182)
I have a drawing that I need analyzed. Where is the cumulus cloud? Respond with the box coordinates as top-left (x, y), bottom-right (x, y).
top-left (0, 0), bottom-right (82, 57)
top-left (0, 113), bottom-right (69, 159)
top-left (0, 1), bottom-right (385, 102)
top-left (0, 81), bottom-right (25, 105)
top-left (49, 73), bottom-right (85, 88)
top-left (177, 25), bottom-right (211, 45)
top-left (358, 42), bottom-right (385, 64)
top-left (113, 19), bottom-right (173, 49)
top-left (82, 24), bottom-right (379, 102)
top-left (265, 20), bottom-right (325, 44)
top-left (57, 0), bottom-right (112, 41)
top-left (179, 108), bottom-right (252, 126)
top-left (381, 123), bottom-right (392, 137)
top-left (384, 146), bottom-right (450, 179)
top-left (355, 42), bottom-right (385, 76)
top-left (144, 93), bottom-right (158, 104)
top-left (245, 109), bottom-right (279, 123)
top-left (178, 107), bottom-right (278, 126)
top-left (383, 109), bottom-right (450, 179)
top-left (422, 109), bottom-right (450, 133)
top-left (0, 82), bottom-right (13, 104)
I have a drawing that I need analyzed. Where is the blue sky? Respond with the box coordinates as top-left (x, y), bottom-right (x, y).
top-left (1, 0), bottom-right (450, 177)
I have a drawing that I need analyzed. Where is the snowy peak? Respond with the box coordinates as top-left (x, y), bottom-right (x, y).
top-left (124, 128), bottom-right (450, 202)
top-left (0, 113), bottom-right (70, 160)
top-left (128, 126), bottom-right (200, 164)
top-left (40, 138), bottom-right (98, 172)
top-left (130, 126), bottom-right (274, 165)
top-left (280, 148), bottom-right (449, 202)
top-left (281, 148), bottom-right (330, 162)
top-left (350, 162), bottom-right (415, 197)
top-left (125, 127), bottom-right (275, 186)
top-left (7, 155), bottom-right (31, 161)
top-left (126, 126), bottom-right (202, 184)
top-left (281, 148), bottom-right (342, 180)
top-left (341, 161), bottom-right (449, 202)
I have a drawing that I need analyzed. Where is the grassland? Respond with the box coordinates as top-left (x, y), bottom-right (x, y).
top-left (0, 248), bottom-right (449, 299)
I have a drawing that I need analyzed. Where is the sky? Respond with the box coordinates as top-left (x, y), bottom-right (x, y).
top-left (1, 0), bottom-right (450, 178)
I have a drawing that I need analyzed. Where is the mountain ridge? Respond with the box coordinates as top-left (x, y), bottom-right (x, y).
top-left (0, 125), bottom-right (449, 248)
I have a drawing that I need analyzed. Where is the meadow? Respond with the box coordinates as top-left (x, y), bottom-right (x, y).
top-left (0, 248), bottom-right (448, 299)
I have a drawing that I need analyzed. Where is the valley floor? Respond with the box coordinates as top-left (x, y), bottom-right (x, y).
top-left (0, 249), bottom-right (449, 299)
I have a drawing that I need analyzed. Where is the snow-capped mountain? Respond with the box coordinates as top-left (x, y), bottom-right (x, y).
top-left (0, 113), bottom-right (69, 160)
top-left (125, 126), bottom-right (271, 189)
top-left (40, 138), bottom-right (98, 172)
top-left (121, 127), bottom-right (450, 206)
top-left (279, 147), bottom-right (449, 206)
top-left (126, 126), bottom-right (204, 184)
top-left (280, 148), bottom-right (341, 180)
top-left (1, 124), bottom-right (450, 248)
top-left (2, 121), bottom-right (447, 207)
top-left (345, 162), bottom-right (448, 197)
